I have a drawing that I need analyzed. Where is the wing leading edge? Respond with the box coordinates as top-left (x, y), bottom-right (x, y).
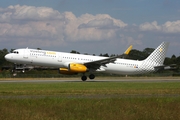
top-left (84, 45), bottom-right (133, 70)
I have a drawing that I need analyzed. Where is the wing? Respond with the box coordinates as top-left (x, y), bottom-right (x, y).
top-left (84, 45), bottom-right (133, 70)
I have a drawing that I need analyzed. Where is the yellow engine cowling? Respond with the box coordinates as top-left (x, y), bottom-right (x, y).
top-left (69, 63), bottom-right (87, 73)
top-left (59, 63), bottom-right (87, 75)
top-left (59, 68), bottom-right (78, 75)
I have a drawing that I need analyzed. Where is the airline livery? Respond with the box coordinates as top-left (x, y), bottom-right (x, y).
top-left (5, 42), bottom-right (169, 81)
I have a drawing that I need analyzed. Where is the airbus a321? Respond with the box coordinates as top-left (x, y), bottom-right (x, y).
top-left (5, 42), bottom-right (169, 81)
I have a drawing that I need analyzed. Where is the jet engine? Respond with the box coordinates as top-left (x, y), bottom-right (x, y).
top-left (59, 68), bottom-right (78, 75)
top-left (69, 63), bottom-right (87, 72)
top-left (59, 63), bottom-right (88, 75)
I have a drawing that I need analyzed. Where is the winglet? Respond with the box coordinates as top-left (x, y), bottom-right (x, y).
top-left (124, 45), bottom-right (133, 55)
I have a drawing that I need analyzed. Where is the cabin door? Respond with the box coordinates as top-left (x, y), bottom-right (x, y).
top-left (58, 53), bottom-right (62, 62)
top-left (23, 48), bottom-right (28, 59)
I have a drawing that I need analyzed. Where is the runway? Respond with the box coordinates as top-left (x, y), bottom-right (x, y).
top-left (0, 77), bottom-right (180, 83)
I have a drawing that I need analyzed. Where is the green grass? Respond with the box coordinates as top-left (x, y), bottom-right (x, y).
top-left (0, 82), bottom-right (180, 95)
top-left (0, 82), bottom-right (180, 120)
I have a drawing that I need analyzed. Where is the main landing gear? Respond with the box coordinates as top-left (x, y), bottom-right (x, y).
top-left (81, 74), bottom-right (95, 81)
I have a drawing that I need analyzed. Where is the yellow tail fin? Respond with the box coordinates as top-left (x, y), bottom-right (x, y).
top-left (124, 45), bottom-right (133, 55)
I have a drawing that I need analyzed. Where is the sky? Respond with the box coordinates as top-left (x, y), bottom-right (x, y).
top-left (0, 0), bottom-right (180, 57)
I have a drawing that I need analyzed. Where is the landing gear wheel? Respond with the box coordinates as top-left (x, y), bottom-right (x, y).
top-left (81, 75), bottom-right (87, 81)
top-left (89, 74), bottom-right (95, 80)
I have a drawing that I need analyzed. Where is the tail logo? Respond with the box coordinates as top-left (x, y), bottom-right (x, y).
top-left (159, 48), bottom-right (163, 52)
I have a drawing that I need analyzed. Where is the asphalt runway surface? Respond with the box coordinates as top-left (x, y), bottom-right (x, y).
top-left (0, 77), bottom-right (180, 83)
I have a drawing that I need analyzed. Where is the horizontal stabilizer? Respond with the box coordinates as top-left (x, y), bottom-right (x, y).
top-left (155, 64), bottom-right (178, 71)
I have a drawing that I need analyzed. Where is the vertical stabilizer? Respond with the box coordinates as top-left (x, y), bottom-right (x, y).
top-left (137, 42), bottom-right (169, 74)
top-left (144, 42), bottom-right (169, 65)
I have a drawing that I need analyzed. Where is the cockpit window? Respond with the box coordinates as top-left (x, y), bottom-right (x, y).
top-left (13, 51), bottom-right (19, 54)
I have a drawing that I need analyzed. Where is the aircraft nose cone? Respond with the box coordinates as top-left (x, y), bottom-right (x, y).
top-left (5, 54), bottom-right (12, 61)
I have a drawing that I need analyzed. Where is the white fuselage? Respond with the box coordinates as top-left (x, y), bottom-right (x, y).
top-left (5, 48), bottom-right (156, 75)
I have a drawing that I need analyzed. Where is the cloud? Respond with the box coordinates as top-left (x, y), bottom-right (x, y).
top-left (0, 4), bottom-right (180, 56)
top-left (64, 13), bottom-right (127, 41)
top-left (162, 20), bottom-right (180, 33)
top-left (139, 20), bottom-right (180, 33)
top-left (0, 5), bottom-right (66, 47)
top-left (0, 5), bottom-right (63, 22)
top-left (139, 21), bottom-right (161, 31)
top-left (78, 14), bottom-right (127, 29)
top-left (0, 5), bottom-right (128, 48)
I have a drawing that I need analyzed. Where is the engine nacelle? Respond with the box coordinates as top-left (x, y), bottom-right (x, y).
top-left (59, 68), bottom-right (77, 75)
top-left (69, 63), bottom-right (87, 73)
top-left (59, 63), bottom-right (87, 75)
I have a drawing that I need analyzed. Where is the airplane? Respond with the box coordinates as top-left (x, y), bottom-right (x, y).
top-left (5, 42), bottom-right (169, 81)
